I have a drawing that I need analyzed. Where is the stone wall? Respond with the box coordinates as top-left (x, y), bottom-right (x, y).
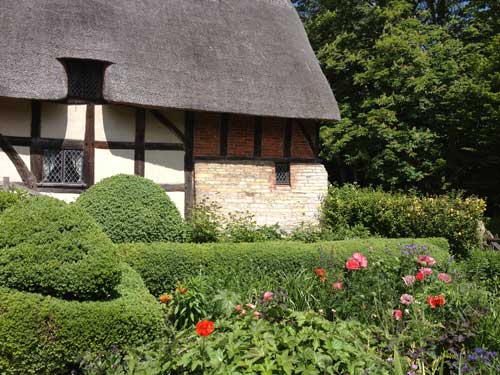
top-left (194, 160), bottom-right (328, 230)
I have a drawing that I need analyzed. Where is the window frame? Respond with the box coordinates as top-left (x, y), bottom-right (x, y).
top-left (275, 162), bottom-right (291, 186)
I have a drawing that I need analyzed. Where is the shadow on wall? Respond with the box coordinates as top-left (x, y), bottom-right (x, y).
top-left (97, 105), bottom-right (185, 181)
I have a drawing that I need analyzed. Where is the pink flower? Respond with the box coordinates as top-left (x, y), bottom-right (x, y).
top-left (245, 303), bottom-right (256, 310)
top-left (262, 291), bottom-right (274, 302)
top-left (352, 253), bottom-right (368, 268)
top-left (346, 258), bottom-right (361, 270)
top-left (332, 282), bottom-right (343, 290)
top-left (418, 255), bottom-right (436, 266)
top-left (235, 304), bottom-right (242, 312)
top-left (402, 275), bottom-right (416, 286)
top-left (252, 311), bottom-right (262, 318)
top-left (419, 267), bottom-right (433, 277)
top-left (239, 309), bottom-right (247, 317)
top-left (393, 309), bottom-right (403, 320)
top-left (437, 273), bottom-right (452, 283)
top-left (400, 294), bottom-right (414, 305)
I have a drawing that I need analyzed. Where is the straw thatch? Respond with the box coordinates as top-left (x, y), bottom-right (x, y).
top-left (0, 0), bottom-right (339, 120)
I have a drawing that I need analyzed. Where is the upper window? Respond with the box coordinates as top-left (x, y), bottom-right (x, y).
top-left (59, 58), bottom-right (109, 103)
top-left (42, 149), bottom-right (84, 184)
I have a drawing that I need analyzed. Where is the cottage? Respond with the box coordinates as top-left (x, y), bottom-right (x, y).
top-left (0, 0), bottom-right (339, 229)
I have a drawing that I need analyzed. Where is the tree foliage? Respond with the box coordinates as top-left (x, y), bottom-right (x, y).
top-left (296, 0), bottom-right (500, 214)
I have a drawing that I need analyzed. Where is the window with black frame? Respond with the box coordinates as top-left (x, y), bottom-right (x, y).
top-left (275, 162), bottom-right (290, 185)
top-left (42, 149), bottom-right (84, 184)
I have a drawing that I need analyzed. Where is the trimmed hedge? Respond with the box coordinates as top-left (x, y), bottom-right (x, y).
top-left (120, 238), bottom-right (450, 296)
top-left (322, 185), bottom-right (485, 257)
top-left (0, 264), bottom-right (164, 375)
top-left (75, 174), bottom-right (185, 243)
top-left (0, 196), bottom-right (120, 300)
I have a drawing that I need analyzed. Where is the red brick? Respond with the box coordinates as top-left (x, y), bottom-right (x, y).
top-left (262, 117), bottom-right (285, 158)
top-left (291, 122), bottom-right (315, 159)
top-left (194, 112), bottom-right (220, 157)
top-left (228, 115), bottom-right (254, 157)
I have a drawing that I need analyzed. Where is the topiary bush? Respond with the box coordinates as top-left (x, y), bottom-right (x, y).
top-left (119, 238), bottom-right (450, 296)
top-left (0, 190), bottom-right (28, 214)
top-left (0, 264), bottom-right (164, 375)
top-left (322, 185), bottom-right (485, 257)
top-left (75, 174), bottom-right (185, 243)
top-left (0, 196), bottom-right (121, 300)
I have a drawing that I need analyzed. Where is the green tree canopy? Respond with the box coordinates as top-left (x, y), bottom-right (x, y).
top-left (296, 0), bottom-right (500, 214)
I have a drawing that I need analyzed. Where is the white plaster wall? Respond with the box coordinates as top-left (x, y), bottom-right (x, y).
top-left (166, 191), bottom-right (185, 218)
top-left (40, 192), bottom-right (80, 203)
top-left (0, 146), bottom-right (30, 182)
top-left (41, 103), bottom-right (86, 140)
top-left (95, 105), bottom-right (135, 142)
top-left (145, 110), bottom-right (185, 143)
top-left (94, 149), bottom-right (135, 182)
top-left (145, 150), bottom-right (184, 184)
top-left (0, 98), bottom-right (31, 137)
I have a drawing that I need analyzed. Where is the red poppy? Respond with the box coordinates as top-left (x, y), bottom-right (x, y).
top-left (346, 258), bottom-right (361, 270)
top-left (416, 272), bottom-right (425, 281)
top-left (352, 253), bottom-right (368, 268)
top-left (196, 320), bottom-right (215, 337)
top-left (176, 287), bottom-right (188, 295)
top-left (427, 294), bottom-right (446, 308)
top-left (159, 294), bottom-right (172, 304)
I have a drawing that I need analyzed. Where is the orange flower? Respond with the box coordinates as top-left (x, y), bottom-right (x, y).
top-left (159, 294), bottom-right (172, 304)
top-left (176, 287), bottom-right (188, 295)
top-left (314, 268), bottom-right (326, 278)
top-left (427, 294), bottom-right (446, 308)
top-left (196, 320), bottom-right (215, 337)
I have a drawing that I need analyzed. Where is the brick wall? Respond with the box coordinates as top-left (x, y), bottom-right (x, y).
top-left (261, 117), bottom-right (285, 158)
top-left (227, 114), bottom-right (254, 157)
top-left (195, 160), bottom-right (328, 230)
top-left (291, 122), bottom-right (315, 159)
top-left (194, 112), bottom-right (220, 156)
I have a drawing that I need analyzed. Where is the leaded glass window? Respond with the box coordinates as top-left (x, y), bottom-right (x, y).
top-left (42, 149), bottom-right (84, 184)
top-left (275, 162), bottom-right (290, 185)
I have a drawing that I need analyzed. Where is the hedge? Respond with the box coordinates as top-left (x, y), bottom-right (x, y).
top-left (0, 264), bottom-right (164, 375)
top-left (322, 185), bottom-right (485, 257)
top-left (75, 174), bottom-right (185, 243)
top-left (0, 197), bottom-right (121, 300)
top-left (119, 238), bottom-right (450, 296)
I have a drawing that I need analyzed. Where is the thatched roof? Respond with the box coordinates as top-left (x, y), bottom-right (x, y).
top-left (0, 0), bottom-right (340, 121)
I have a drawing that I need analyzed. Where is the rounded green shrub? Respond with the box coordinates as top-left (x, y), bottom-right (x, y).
top-left (75, 174), bottom-right (185, 243)
top-left (0, 196), bottom-right (121, 300)
top-left (0, 264), bottom-right (164, 375)
top-left (0, 190), bottom-right (28, 214)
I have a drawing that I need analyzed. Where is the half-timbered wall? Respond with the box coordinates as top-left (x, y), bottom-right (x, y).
top-left (0, 99), bottom-right (186, 214)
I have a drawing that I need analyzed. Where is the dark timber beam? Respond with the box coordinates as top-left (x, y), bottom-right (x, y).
top-left (0, 133), bottom-right (37, 189)
top-left (184, 111), bottom-right (195, 218)
top-left (83, 104), bottom-right (95, 186)
top-left (150, 110), bottom-right (186, 144)
top-left (254, 117), bottom-right (262, 157)
top-left (30, 101), bottom-right (42, 181)
top-left (134, 108), bottom-right (146, 177)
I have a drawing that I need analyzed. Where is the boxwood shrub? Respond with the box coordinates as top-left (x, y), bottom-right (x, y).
top-left (0, 264), bottom-right (164, 375)
top-left (0, 196), bottom-right (121, 300)
top-left (0, 190), bottom-right (27, 214)
top-left (322, 185), bottom-right (485, 257)
top-left (119, 238), bottom-right (450, 296)
top-left (75, 174), bottom-right (185, 243)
